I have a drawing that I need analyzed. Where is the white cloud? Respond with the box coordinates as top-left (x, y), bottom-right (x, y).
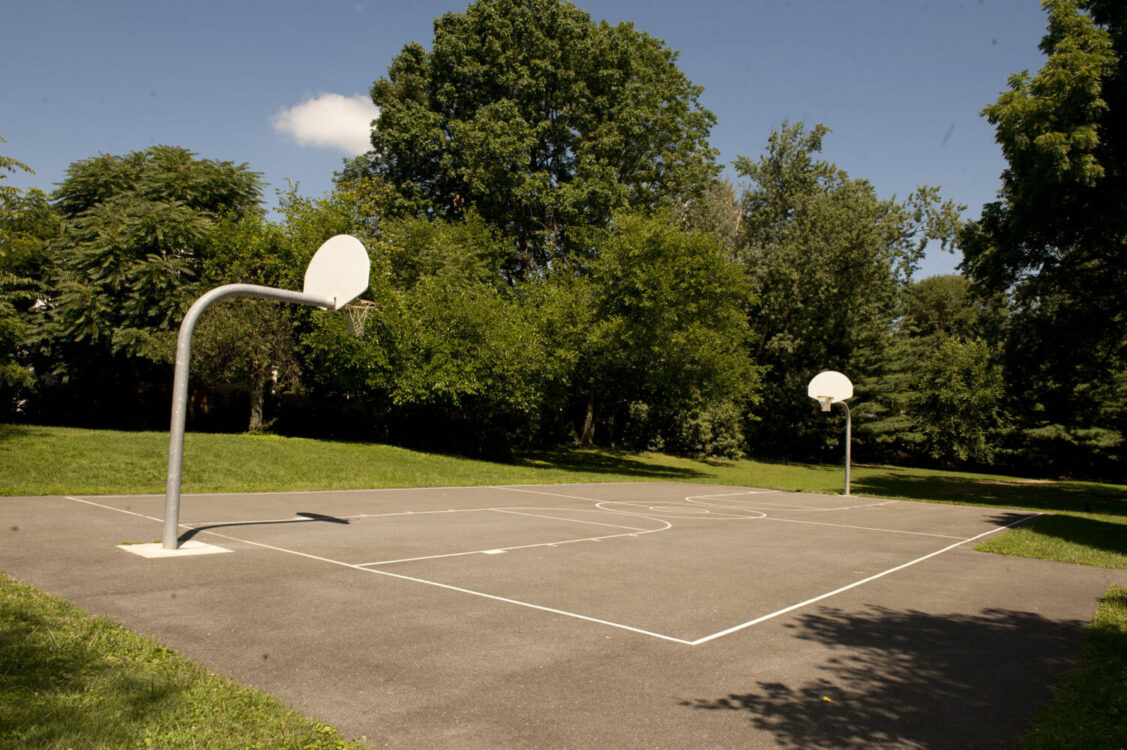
top-left (272, 93), bottom-right (379, 155)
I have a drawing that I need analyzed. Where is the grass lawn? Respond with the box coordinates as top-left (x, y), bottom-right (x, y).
top-left (1020, 586), bottom-right (1127, 750)
top-left (1, 423), bottom-right (1125, 748)
top-left (0, 571), bottom-right (368, 749)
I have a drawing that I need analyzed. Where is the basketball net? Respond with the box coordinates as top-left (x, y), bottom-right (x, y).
top-left (817, 396), bottom-right (834, 412)
top-left (343, 299), bottom-right (377, 338)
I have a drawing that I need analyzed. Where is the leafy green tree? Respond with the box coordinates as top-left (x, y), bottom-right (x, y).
top-left (578, 211), bottom-right (757, 456)
top-left (862, 275), bottom-right (1007, 466)
top-left (1, 140), bottom-right (60, 413)
top-left (916, 336), bottom-right (1006, 465)
top-left (33, 146), bottom-right (262, 425)
top-left (376, 215), bottom-right (567, 452)
top-left (961, 0), bottom-right (1125, 474)
top-left (364, 0), bottom-right (718, 276)
top-left (733, 122), bottom-right (962, 459)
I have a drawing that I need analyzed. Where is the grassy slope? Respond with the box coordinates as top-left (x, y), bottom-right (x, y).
top-left (4, 424), bottom-right (1124, 571)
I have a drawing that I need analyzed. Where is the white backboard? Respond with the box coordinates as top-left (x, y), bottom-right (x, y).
top-left (303, 234), bottom-right (370, 310)
top-left (807, 370), bottom-right (853, 403)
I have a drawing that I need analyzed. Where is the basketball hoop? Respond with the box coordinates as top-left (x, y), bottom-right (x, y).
top-left (806, 370), bottom-right (854, 496)
top-left (344, 299), bottom-right (378, 337)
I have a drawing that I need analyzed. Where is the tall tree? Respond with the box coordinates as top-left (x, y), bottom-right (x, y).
top-left (364, 0), bottom-right (718, 276)
top-left (578, 211), bottom-right (757, 455)
top-left (862, 275), bottom-right (1007, 466)
top-left (0, 140), bottom-right (60, 414)
top-left (32, 146), bottom-right (262, 425)
top-left (734, 122), bottom-right (962, 459)
top-left (961, 0), bottom-right (1125, 474)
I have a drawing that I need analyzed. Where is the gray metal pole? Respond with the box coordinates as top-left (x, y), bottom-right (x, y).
top-left (842, 401), bottom-right (852, 496)
top-left (163, 284), bottom-right (334, 549)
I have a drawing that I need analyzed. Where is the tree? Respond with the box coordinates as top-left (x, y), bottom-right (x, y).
top-left (364, 0), bottom-right (718, 276)
top-left (32, 146), bottom-right (263, 426)
top-left (862, 275), bottom-right (1007, 466)
top-left (733, 123), bottom-right (962, 459)
top-left (961, 0), bottom-right (1125, 474)
top-left (1, 140), bottom-right (60, 414)
top-left (578, 211), bottom-right (757, 456)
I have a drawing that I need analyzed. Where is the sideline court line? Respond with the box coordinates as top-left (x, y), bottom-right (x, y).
top-left (687, 512), bottom-right (1042, 645)
top-left (61, 492), bottom-right (1042, 646)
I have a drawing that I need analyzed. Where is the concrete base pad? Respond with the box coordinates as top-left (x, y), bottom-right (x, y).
top-left (117, 540), bottom-right (230, 558)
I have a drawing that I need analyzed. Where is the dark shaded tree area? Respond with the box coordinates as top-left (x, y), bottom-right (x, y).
top-left (961, 0), bottom-right (1126, 476)
top-left (0, 0), bottom-right (1122, 477)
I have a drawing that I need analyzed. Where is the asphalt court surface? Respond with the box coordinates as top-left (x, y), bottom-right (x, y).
top-left (4, 481), bottom-right (1126, 748)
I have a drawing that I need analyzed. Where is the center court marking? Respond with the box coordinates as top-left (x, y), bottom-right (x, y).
top-left (64, 489), bottom-right (1043, 646)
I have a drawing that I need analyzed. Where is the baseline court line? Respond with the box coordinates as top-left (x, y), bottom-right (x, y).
top-left (687, 512), bottom-right (1043, 645)
top-left (65, 496), bottom-right (164, 524)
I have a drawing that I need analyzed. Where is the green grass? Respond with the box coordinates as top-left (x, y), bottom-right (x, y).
top-left (0, 571), bottom-right (370, 749)
top-left (1020, 586), bottom-right (1127, 750)
top-left (978, 513), bottom-right (1127, 570)
top-left (4, 423), bottom-right (1125, 572)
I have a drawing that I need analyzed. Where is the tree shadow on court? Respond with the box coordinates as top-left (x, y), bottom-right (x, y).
top-left (853, 473), bottom-right (1127, 515)
top-left (508, 448), bottom-right (706, 479)
top-left (680, 605), bottom-right (1086, 749)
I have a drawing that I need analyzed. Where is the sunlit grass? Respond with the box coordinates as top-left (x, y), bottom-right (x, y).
top-left (978, 513), bottom-right (1127, 570)
top-left (0, 571), bottom-right (370, 749)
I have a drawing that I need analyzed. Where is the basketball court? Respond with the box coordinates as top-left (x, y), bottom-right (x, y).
top-left (2, 482), bottom-right (1123, 748)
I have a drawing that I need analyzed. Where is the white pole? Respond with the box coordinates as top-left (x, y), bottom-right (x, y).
top-left (842, 401), bottom-right (852, 496)
top-left (163, 284), bottom-right (333, 549)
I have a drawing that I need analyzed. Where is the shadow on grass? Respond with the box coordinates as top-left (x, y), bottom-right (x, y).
top-left (1003, 514), bottom-right (1127, 559)
top-left (509, 448), bottom-right (706, 480)
top-left (0, 594), bottom-right (182, 748)
top-left (680, 604), bottom-right (1087, 749)
top-left (0, 423), bottom-right (36, 443)
top-left (854, 472), bottom-right (1127, 515)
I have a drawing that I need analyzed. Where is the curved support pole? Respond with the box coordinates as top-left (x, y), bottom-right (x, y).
top-left (840, 401), bottom-right (852, 496)
top-left (163, 284), bottom-right (334, 549)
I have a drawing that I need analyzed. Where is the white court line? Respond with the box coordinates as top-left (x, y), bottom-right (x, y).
top-left (61, 493), bottom-right (1043, 647)
top-left (65, 496), bottom-right (164, 523)
top-left (686, 512), bottom-right (1043, 645)
top-left (356, 508), bottom-right (669, 566)
top-left (492, 486), bottom-right (617, 502)
top-left (492, 508), bottom-right (652, 532)
top-left (759, 515), bottom-right (968, 541)
top-left (687, 494), bottom-right (899, 513)
top-left (190, 527), bottom-right (695, 645)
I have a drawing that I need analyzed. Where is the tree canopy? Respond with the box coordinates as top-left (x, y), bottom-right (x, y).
top-left (961, 0), bottom-right (1126, 473)
top-left (364, 0), bottom-right (718, 276)
top-left (2, 1), bottom-right (1122, 477)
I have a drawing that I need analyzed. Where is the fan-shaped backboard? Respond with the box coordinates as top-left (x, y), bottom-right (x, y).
top-left (303, 235), bottom-right (370, 310)
top-left (807, 370), bottom-right (853, 403)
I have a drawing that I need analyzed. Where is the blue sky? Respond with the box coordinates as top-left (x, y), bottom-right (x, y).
top-left (3, 0), bottom-right (1049, 278)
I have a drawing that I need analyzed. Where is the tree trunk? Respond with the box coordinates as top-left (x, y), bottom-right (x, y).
top-left (580, 390), bottom-right (595, 446)
top-left (248, 376), bottom-right (266, 432)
